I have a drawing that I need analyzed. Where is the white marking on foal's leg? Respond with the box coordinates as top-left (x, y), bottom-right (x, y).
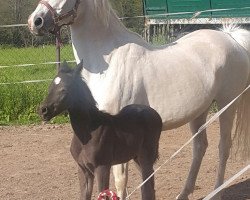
top-left (112, 163), bottom-right (129, 200)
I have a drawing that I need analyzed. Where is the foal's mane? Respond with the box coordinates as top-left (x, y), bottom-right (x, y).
top-left (72, 67), bottom-right (114, 126)
top-left (74, 73), bottom-right (97, 112)
top-left (60, 63), bottom-right (98, 113)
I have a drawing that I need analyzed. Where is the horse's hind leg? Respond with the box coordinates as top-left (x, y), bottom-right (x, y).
top-left (211, 104), bottom-right (236, 200)
top-left (177, 110), bottom-right (209, 200)
top-left (112, 163), bottom-right (129, 200)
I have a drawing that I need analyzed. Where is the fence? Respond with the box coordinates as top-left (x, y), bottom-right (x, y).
top-left (0, 19), bottom-right (249, 200)
top-left (0, 25), bottom-right (74, 67)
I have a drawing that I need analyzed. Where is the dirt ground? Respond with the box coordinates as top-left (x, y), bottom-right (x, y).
top-left (0, 120), bottom-right (249, 200)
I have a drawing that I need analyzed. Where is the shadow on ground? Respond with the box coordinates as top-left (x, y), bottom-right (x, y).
top-left (199, 179), bottom-right (250, 200)
top-left (222, 179), bottom-right (250, 200)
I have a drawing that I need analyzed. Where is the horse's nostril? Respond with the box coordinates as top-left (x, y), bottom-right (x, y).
top-left (41, 107), bottom-right (48, 114)
top-left (34, 16), bottom-right (44, 28)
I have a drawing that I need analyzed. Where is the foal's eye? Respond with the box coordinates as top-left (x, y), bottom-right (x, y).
top-left (61, 88), bottom-right (67, 93)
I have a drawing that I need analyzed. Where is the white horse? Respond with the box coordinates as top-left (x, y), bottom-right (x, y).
top-left (28, 0), bottom-right (250, 199)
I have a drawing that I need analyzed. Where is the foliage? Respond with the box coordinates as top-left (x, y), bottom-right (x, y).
top-left (0, 0), bottom-right (145, 47)
top-left (110, 0), bottom-right (144, 34)
top-left (0, 45), bottom-right (74, 125)
top-left (0, 0), bottom-right (146, 125)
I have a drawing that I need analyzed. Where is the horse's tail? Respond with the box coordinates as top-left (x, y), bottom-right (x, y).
top-left (233, 87), bottom-right (250, 160)
top-left (222, 24), bottom-right (250, 53)
top-left (223, 24), bottom-right (250, 160)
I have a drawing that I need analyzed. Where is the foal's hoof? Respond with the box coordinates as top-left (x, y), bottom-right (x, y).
top-left (176, 194), bottom-right (189, 200)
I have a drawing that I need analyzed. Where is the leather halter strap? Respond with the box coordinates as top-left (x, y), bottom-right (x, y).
top-left (38, 0), bottom-right (80, 69)
top-left (39, 0), bottom-right (81, 32)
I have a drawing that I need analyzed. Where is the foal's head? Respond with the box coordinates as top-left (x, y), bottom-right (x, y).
top-left (39, 61), bottom-right (96, 121)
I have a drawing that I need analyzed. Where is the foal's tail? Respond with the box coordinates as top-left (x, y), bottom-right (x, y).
top-left (223, 24), bottom-right (250, 160)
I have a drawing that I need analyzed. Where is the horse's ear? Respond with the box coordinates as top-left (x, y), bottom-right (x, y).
top-left (75, 60), bottom-right (84, 74)
top-left (59, 60), bottom-right (69, 72)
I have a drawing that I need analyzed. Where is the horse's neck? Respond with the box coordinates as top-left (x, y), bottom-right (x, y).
top-left (70, 6), bottom-right (145, 75)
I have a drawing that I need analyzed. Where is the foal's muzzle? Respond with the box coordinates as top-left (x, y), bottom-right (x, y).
top-left (39, 106), bottom-right (52, 122)
top-left (41, 107), bottom-right (48, 115)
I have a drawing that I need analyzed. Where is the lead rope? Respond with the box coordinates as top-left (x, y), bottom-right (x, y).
top-left (55, 30), bottom-right (62, 69)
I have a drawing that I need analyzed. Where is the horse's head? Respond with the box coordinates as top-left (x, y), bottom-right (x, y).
top-left (39, 61), bottom-right (83, 121)
top-left (28, 0), bottom-right (112, 36)
top-left (28, 0), bottom-right (81, 35)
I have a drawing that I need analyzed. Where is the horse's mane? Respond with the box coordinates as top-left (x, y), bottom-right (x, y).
top-left (93, 0), bottom-right (112, 27)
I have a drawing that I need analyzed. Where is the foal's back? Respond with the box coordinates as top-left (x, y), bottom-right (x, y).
top-left (110, 104), bottom-right (162, 164)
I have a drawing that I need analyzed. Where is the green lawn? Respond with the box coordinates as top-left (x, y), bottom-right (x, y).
top-left (0, 45), bottom-right (75, 125)
top-left (0, 41), bottom-right (217, 125)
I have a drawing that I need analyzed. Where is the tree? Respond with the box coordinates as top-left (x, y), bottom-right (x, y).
top-left (110, 0), bottom-right (144, 34)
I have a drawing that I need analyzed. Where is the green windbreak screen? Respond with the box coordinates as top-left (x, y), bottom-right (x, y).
top-left (143, 0), bottom-right (250, 19)
top-left (211, 0), bottom-right (250, 17)
top-left (144, 0), bottom-right (167, 18)
top-left (167, 0), bottom-right (211, 18)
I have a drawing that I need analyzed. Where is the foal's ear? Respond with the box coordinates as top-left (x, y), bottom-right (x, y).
top-left (75, 60), bottom-right (84, 74)
top-left (59, 60), bottom-right (69, 72)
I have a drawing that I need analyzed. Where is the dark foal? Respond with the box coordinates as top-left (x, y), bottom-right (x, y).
top-left (39, 61), bottom-right (162, 200)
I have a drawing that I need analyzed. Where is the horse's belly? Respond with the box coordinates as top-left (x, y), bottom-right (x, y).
top-left (144, 67), bottom-right (216, 130)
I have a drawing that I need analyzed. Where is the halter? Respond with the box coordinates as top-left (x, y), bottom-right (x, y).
top-left (39, 0), bottom-right (81, 33)
top-left (38, 0), bottom-right (81, 69)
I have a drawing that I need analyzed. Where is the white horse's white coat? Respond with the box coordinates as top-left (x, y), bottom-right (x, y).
top-left (28, 1), bottom-right (250, 199)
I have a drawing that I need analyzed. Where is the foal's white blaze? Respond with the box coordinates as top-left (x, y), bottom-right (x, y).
top-left (54, 77), bottom-right (61, 85)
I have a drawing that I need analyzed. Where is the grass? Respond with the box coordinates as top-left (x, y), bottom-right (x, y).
top-left (0, 45), bottom-right (74, 125)
top-left (0, 40), bottom-right (219, 126)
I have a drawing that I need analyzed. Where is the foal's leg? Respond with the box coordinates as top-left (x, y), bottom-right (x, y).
top-left (78, 164), bottom-right (94, 200)
top-left (177, 110), bottom-right (209, 200)
top-left (134, 157), bottom-right (156, 200)
top-left (211, 105), bottom-right (235, 200)
top-left (95, 165), bottom-right (111, 192)
top-left (112, 163), bottom-right (129, 200)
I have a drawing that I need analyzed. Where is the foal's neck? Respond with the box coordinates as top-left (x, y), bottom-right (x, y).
top-left (68, 107), bottom-right (112, 144)
top-left (68, 78), bottom-right (112, 142)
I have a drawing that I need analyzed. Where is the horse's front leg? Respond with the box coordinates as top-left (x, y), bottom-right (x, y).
top-left (78, 164), bottom-right (94, 200)
top-left (177, 110), bottom-right (208, 200)
top-left (95, 165), bottom-right (111, 192)
top-left (112, 163), bottom-right (129, 200)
